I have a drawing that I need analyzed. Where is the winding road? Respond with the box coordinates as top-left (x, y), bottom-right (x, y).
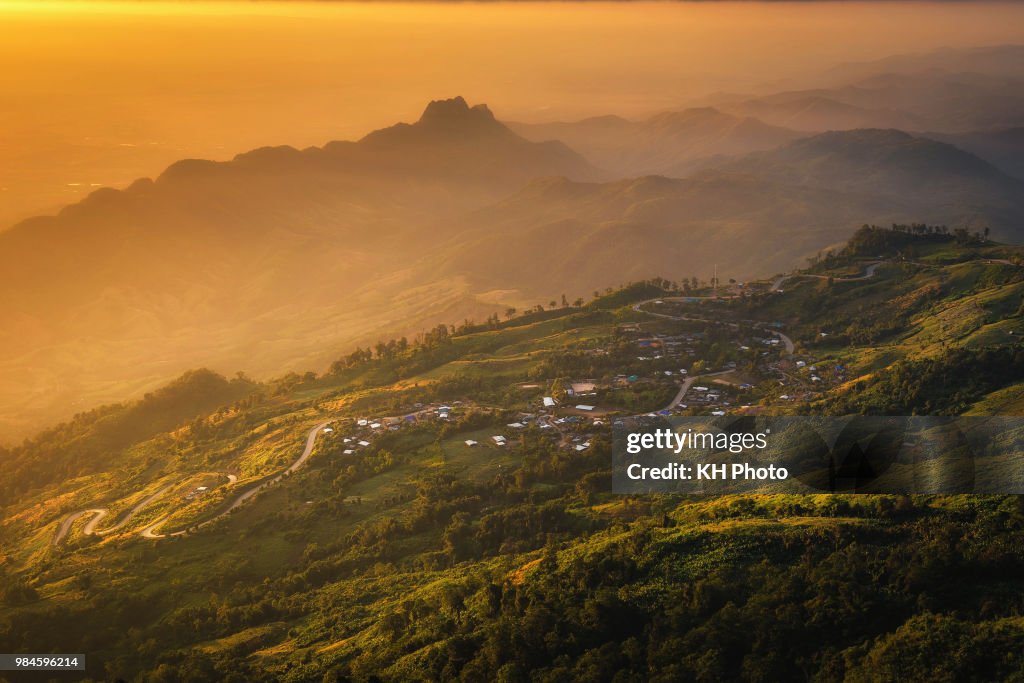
top-left (53, 421), bottom-right (330, 545)
top-left (632, 297), bottom-right (795, 359)
top-left (53, 510), bottom-right (99, 546)
top-left (82, 484), bottom-right (174, 536)
top-left (52, 483), bottom-right (178, 546)
top-left (771, 261), bottom-right (881, 292)
top-left (142, 420), bottom-right (330, 539)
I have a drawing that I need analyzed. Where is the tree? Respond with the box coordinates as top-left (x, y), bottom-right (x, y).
top-left (443, 513), bottom-right (477, 563)
top-left (549, 378), bottom-right (568, 400)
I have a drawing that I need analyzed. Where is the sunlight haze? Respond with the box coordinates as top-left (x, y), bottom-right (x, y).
top-left (2, 1), bottom-right (1024, 227)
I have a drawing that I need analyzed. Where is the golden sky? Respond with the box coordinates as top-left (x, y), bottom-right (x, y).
top-left (1, 1), bottom-right (1023, 227)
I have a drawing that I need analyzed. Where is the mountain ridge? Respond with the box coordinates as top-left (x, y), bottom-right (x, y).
top-left (508, 106), bottom-right (802, 177)
top-left (0, 97), bottom-right (601, 441)
top-left (1, 100), bottom-right (1022, 444)
top-left (714, 127), bottom-right (1024, 237)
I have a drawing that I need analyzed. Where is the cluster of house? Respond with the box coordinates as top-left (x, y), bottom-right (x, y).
top-left (562, 382), bottom-right (612, 417)
top-left (792, 359), bottom-right (846, 388)
top-left (634, 333), bottom-right (703, 363)
top-left (330, 403), bottom-right (465, 455)
top-left (676, 379), bottom-right (751, 417)
top-left (766, 354), bottom-right (848, 404)
top-left (622, 310), bottom-right (858, 415)
top-left (633, 333), bottom-right (737, 387)
top-left (458, 393), bottom-right (604, 454)
top-left (465, 412), bottom-right (547, 449)
top-left (538, 380), bottom-right (608, 416)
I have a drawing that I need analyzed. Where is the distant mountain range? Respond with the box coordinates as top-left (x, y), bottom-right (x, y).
top-left (927, 127), bottom-right (1024, 181)
top-left (715, 129), bottom-right (1024, 231)
top-left (437, 129), bottom-right (1023, 295)
top-left (508, 107), bottom-right (802, 177)
top-left (823, 44), bottom-right (1024, 84)
top-left (712, 70), bottom-right (1024, 134)
top-left (435, 171), bottom-right (890, 295)
top-left (509, 67), bottom-right (1024, 181)
top-left (2, 89), bottom-right (1023, 442)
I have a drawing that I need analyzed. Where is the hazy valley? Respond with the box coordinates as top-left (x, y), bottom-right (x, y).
top-left (4, 41), bottom-right (1024, 442)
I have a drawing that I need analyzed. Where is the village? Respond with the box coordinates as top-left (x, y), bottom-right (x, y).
top-left (314, 299), bottom-right (846, 464)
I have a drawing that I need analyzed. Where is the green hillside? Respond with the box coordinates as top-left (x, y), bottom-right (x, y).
top-left (1, 227), bottom-right (1023, 682)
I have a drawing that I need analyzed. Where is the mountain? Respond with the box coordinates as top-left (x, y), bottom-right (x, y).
top-left (508, 107), bottom-right (802, 177)
top-left (0, 97), bottom-right (599, 442)
top-left (844, 71), bottom-right (1024, 132)
top-left (715, 129), bottom-right (1024, 239)
top-left (716, 70), bottom-right (1024, 134)
top-left (718, 92), bottom-right (928, 132)
top-left (435, 172), bottom-right (896, 297)
top-left (927, 127), bottom-right (1024, 181)
top-left (824, 44), bottom-right (1024, 84)
top-left (432, 129), bottom-right (1024, 298)
top-left (333, 96), bottom-right (601, 187)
